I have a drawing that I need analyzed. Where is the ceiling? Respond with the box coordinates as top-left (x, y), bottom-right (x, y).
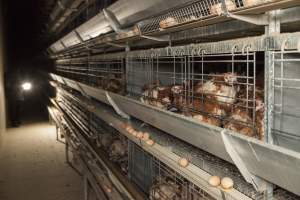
top-left (4, 0), bottom-right (56, 67)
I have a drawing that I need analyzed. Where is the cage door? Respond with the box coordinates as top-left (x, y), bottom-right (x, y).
top-left (269, 50), bottom-right (300, 152)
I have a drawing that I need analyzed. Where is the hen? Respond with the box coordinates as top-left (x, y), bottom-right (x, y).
top-left (192, 114), bottom-right (222, 127)
top-left (109, 139), bottom-right (128, 162)
top-left (194, 72), bottom-right (238, 107)
top-left (255, 87), bottom-right (265, 140)
top-left (141, 85), bottom-right (172, 110)
top-left (224, 107), bottom-right (256, 138)
top-left (190, 98), bottom-right (226, 118)
top-left (150, 178), bottom-right (181, 200)
top-left (235, 85), bottom-right (265, 139)
top-left (97, 133), bottom-right (115, 150)
top-left (105, 78), bottom-right (123, 94)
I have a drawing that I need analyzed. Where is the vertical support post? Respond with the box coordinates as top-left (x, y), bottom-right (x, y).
top-left (265, 10), bottom-right (281, 35)
top-left (264, 9), bottom-right (281, 200)
top-left (65, 141), bottom-right (70, 163)
top-left (84, 175), bottom-right (89, 200)
top-left (56, 126), bottom-right (59, 141)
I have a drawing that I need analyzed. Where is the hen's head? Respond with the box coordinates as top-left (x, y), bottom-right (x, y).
top-left (171, 85), bottom-right (183, 94)
top-left (224, 72), bottom-right (238, 85)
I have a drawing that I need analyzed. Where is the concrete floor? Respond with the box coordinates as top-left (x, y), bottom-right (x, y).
top-left (0, 122), bottom-right (83, 200)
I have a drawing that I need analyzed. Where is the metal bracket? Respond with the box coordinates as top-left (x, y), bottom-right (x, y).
top-left (74, 30), bottom-right (84, 43)
top-left (220, 0), bottom-right (268, 25)
top-left (105, 42), bottom-right (129, 48)
top-left (227, 13), bottom-right (269, 25)
top-left (103, 8), bottom-right (131, 33)
top-left (221, 130), bottom-right (268, 192)
top-left (103, 8), bottom-right (160, 48)
top-left (60, 40), bottom-right (67, 48)
top-left (105, 92), bottom-right (130, 120)
top-left (75, 82), bottom-right (92, 102)
top-left (140, 35), bottom-right (171, 42)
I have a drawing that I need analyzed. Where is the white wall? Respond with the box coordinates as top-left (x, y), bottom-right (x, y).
top-left (0, 0), bottom-right (6, 133)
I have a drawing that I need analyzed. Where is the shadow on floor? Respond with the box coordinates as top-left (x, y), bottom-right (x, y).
top-left (0, 114), bottom-right (83, 200)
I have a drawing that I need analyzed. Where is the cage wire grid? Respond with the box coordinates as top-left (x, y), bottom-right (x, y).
top-left (58, 87), bottom-right (300, 200)
top-left (270, 50), bottom-right (300, 152)
top-left (56, 58), bottom-right (125, 90)
top-left (150, 157), bottom-right (217, 200)
top-left (138, 0), bottom-right (266, 34)
top-left (127, 52), bottom-right (260, 139)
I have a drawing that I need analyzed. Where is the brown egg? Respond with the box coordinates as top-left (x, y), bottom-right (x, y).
top-left (137, 131), bottom-right (144, 139)
top-left (128, 128), bottom-right (134, 134)
top-left (104, 185), bottom-right (112, 193)
top-left (208, 176), bottom-right (221, 187)
top-left (221, 177), bottom-right (234, 190)
top-left (178, 158), bottom-right (189, 168)
top-left (132, 131), bottom-right (138, 137)
top-left (125, 125), bottom-right (131, 132)
top-left (146, 139), bottom-right (155, 146)
top-left (142, 132), bottom-right (150, 141)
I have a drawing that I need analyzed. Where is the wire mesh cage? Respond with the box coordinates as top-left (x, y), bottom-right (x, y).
top-left (128, 141), bottom-right (154, 194)
top-left (138, 0), bottom-right (266, 34)
top-left (170, 139), bottom-right (265, 200)
top-left (58, 88), bottom-right (130, 174)
top-left (150, 157), bottom-right (217, 200)
top-left (150, 157), bottom-right (190, 200)
top-left (88, 58), bottom-right (126, 94)
top-left (273, 187), bottom-right (300, 200)
top-left (127, 51), bottom-right (265, 140)
top-left (56, 57), bottom-right (126, 94)
top-left (56, 59), bottom-right (89, 84)
top-left (270, 50), bottom-right (300, 152)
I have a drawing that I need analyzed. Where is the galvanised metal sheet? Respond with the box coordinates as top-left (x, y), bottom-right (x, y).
top-left (272, 52), bottom-right (300, 153)
top-left (51, 73), bottom-right (300, 195)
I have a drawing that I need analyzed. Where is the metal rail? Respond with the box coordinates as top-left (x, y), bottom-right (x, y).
top-left (53, 87), bottom-right (253, 200)
top-left (51, 73), bottom-right (300, 196)
top-left (52, 99), bottom-right (145, 200)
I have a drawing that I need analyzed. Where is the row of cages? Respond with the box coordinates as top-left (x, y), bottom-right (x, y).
top-left (56, 114), bottom-right (127, 199)
top-left (55, 49), bottom-right (300, 152)
top-left (55, 51), bottom-right (300, 156)
top-left (54, 86), bottom-right (300, 200)
top-left (50, 0), bottom-right (293, 54)
top-left (139, 0), bottom-right (275, 34)
top-left (55, 88), bottom-right (219, 200)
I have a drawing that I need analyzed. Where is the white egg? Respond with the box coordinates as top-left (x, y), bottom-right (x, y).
top-left (208, 176), bottom-right (221, 187)
top-left (146, 139), bottom-right (155, 146)
top-left (178, 158), bottom-right (189, 168)
top-left (221, 177), bottom-right (234, 190)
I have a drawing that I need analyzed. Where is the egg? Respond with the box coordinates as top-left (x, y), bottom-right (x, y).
top-left (142, 132), bottom-right (150, 141)
top-left (208, 176), bottom-right (221, 187)
top-left (146, 139), bottom-right (155, 146)
top-left (104, 185), bottom-right (112, 193)
top-left (132, 131), bottom-right (138, 137)
top-left (221, 177), bottom-right (234, 190)
top-left (178, 158), bottom-right (189, 168)
top-left (128, 128), bottom-right (135, 134)
top-left (137, 131), bottom-right (144, 139)
top-left (125, 125), bottom-right (131, 131)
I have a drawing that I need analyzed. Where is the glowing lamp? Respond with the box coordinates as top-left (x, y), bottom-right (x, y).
top-left (22, 82), bottom-right (32, 91)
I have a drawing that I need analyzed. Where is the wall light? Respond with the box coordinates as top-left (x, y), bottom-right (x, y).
top-left (22, 82), bottom-right (32, 91)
